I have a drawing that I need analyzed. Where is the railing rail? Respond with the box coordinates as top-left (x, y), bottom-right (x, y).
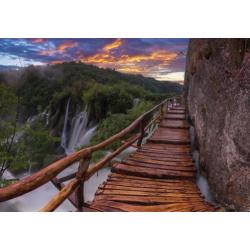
top-left (0, 95), bottom-right (182, 211)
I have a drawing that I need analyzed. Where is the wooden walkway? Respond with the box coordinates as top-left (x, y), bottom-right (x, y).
top-left (87, 105), bottom-right (215, 212)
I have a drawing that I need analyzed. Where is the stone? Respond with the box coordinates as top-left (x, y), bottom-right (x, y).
top-left (184, 39), bottom-right (250, 211)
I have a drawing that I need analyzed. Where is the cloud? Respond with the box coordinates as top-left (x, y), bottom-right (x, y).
top-left (76, 39), bottom-right (179, 79)
top-left (30, 38), bottom-right (46, 43)
top-left (103, 38), bottom-right (123, 52)
top-left (0, 38), bottom-right (188, 82)
top-left (39, 40), bottom-right (78, 56)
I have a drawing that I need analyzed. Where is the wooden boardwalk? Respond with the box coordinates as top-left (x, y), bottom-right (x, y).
top-left (87, 105), bottom-right (215, 212)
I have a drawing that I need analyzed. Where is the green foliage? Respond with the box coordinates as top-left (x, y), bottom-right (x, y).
top-left (0, 179), bottom-right (17, 188)
top-left (90, 100), bottom-right (154, 151)
top-left (17, 66), bottom-right (62, 115)
top-left (0, 83), bottom-right (19, 177)
top-left (0, 61), bottom-right (182, 177)
top-left (0, 82), bottom-right (59, 177)
top-left (91, 150), bottom-right (108, 163)
top-left (10, 120), bottom-right (60, 171)
top-left (0, 82), bottom-right (17, 117)
top-left (82, 83), bottom-right (134, 121)
top-left (16, 62), bottom-right (182, 117)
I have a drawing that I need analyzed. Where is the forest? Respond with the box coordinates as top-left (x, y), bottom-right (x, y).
top-left (0, 61), bottom-right (182, 186)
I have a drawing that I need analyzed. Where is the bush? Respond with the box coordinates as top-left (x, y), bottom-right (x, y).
top-left (90, 100), bottom-right (154, 151)
top-left (82, 83), bottom-right (134, 121)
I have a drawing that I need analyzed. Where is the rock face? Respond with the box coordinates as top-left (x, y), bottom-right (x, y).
top-left (184, 39), bottom-right (250, 211)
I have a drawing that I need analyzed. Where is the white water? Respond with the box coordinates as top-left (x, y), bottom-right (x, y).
top-left (0, 166), bottom-right (111, 212)
top-left (61, 100), bottom-right (97, 154)
top-left (66, 106), bottom-right (96, 154)
top-left (0, 99), bottom-right (104, 212)
top-left (2, 169), bottom-right (15, 179)
top-left (61, 98), bottom-right (71, 152)
top-left (133, 98), bottom-right (140, 107)
top-left (0, 98), bottom-right (161, 212)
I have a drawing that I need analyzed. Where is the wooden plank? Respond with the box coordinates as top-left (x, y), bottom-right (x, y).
top-left (131, 153), bottom-right (194, 163)
top-left (99, 184), bottom-right (201, 194)
top-left (160, 120), bottom-right (189, 129)
top-left (102, 179), bottom-right (199, 189)
top-left (113, 162), bottom-right (196, 176)
top-left (0, 98), bottom-right (173, 203)
top-left (139, 148), bottom-right (191, 156)
top-left (107, 178), bottom-right (198, 190)
top-left (112, 163), bottom-right (196, 179)
top-left (94, 194), bottom-right (206, 205)
top-left (108, 173), bottom-right (196, 185)
top-left (125, 157), bottom-right (195, 168)
top-left (141, 144), bottom-right (191, 152)
top-left (147, 138), bottom-right (190, 145)
top-left (90, 200), bottom-right (214, 212)
top-left (142, 143), bottom-right (190, 149)
top-left (164, 114), bottom-right (186, 119)
top-left (167, 110), bottom-right (185, 114)
top-left (137, 151), bottom-right (191, 159)
top-left (96, 188), bottom-right (203, 198)
top-left (122, 159), bottom-right (196, 173)
top-left (85, 105), bottom-right (216, 212)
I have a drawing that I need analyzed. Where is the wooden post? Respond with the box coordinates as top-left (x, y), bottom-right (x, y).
top-left (160, 103), bottom-right (164, 121)
top-left (75, 154), bottom-right (91, 211)
top-left (137, 119), bottom-right (146, 147)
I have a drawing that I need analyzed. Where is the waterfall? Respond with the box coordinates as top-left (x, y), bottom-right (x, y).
top-left (60, 101), bottom-right (97, 155)
top-left (45, 111), bottom-right (50, 126)
top-left (66, 105), bottom-right (97, 154)
top-left (133, 98), bottom-right (140, 107)
top-left (2, 169), bottom-right (15, 179)
top-left (61, 98), bottom-right (71, 152)
top-left (78, 125), bottom-right (97, 147)
top-left (67, 106), bottom-right (88, 152)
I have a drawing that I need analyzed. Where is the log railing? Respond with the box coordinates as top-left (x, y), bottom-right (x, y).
top-left (0, 95), bottom-right (181, 211)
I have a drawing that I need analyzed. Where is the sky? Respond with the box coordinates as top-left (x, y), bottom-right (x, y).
top-left (0, 38), bottom-right (188, 83)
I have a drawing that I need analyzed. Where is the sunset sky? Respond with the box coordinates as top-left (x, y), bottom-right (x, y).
top-left (0, 38), bottom-right (188, 83)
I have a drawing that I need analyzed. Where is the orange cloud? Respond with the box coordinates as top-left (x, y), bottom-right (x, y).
top-left (31, 38), bottom-right (45, 43)
top-left (39, 40), bottom-right (78, 56)
top-left (103, 38), bottom-right (123, 52)
top-left (41, 38), bottom-right (180, 81)
top-left (57, 41), bottom-right (78, 52)
top-left (78, 48), bottom-right (177, 77)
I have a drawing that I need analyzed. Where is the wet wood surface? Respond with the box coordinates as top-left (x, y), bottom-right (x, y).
top-left (88, 104), bottom-right (215, 212)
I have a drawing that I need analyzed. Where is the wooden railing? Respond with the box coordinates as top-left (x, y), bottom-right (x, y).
top-left (0, 96), bottom-right (181, 211)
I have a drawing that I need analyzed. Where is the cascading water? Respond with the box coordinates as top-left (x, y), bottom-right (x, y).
top-left (61, 98), bottom-right (71, 153)
top-left (0, 99), bottom-right (102, 212)
top-left (1, 97), bottom-right (151, 211)
top-left (61, 102), bottom-right (98, 155)
top-left (67, 106), bottom-right (89, 153)
top-left (133, 98), bottom-right (140, 107)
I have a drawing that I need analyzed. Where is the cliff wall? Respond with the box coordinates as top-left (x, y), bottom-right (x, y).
top-left (184, 39), bottom-right (250, 211)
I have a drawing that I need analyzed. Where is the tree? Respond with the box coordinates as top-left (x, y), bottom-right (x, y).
top-left (0, 83), bottom-right (19, 177)
top-left (0, 83), bottom-right (59, 179)
top-left (20, 121), bottom-right (60, 169)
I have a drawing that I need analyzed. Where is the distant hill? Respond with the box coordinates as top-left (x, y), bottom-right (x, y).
top-left (0, 61), bottom-right (183, 117)
top-left (0, 61), bottom-right (183, 94)
top-left (50, 62), bottom-right (183, 94)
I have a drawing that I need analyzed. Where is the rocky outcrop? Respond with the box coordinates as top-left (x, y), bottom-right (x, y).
top-left (184, 39), bottom-right (250, 211)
